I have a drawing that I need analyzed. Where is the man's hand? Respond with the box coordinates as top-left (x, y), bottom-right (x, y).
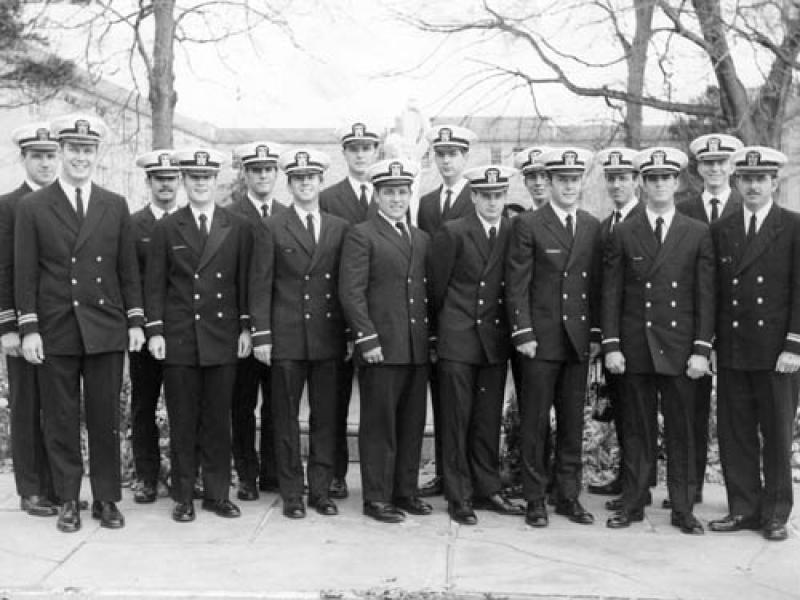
top-left (148, 335), bottom-right (166, 360)
top-left (362, 346), bottom-right (384, 364)
top-left (605, 351), bottom-right (626, 375)
top-left (516, 340), bottom-right (537, 359)
top-left (128, 327), bottom-right (145, 353)
top-left (589, 342), bottom-right (601, 361)
top-left (686, 354), bottom-right (709, 380)
top-left (254, 343), bottom-right (272, 365)
top-left (775, 351), bottom-right (800, 374)
top-left (1, 332), bottom-right (21, 357)
top-left (237, 331), bottom-right (252, 359)
top-left (345, 340), bottom-right (354, 362)
top-left (22, 333), bottom-right (45, 365)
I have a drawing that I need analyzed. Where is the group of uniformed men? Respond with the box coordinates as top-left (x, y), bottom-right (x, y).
top-left (1, 113), bottom-right (797, 543)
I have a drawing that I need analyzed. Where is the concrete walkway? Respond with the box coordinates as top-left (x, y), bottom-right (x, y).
top-left (0, 469), bottom-right (798, 600)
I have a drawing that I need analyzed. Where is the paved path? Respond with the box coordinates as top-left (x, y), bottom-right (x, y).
top-left (0, 471), bottom-right (798, 600)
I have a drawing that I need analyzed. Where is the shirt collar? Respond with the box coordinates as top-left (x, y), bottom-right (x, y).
top-left (441, 177), bottom-right (467, 201)
top-left (190, 202), bottom-right (215, 224)
top-left (247, 191), bottom-right (273, 214)
top-left (149, 203), bottom-right (175, 220)
top-left (348, 176), bottom-right (372, 199)
top-left (476, 212), bottom-right (501, 237)
top-left (378, 209), bottom-right (406, 230)
top-left (743, 199), bottom-right (773, 230)
top-left (614, 199), bottom-right (639, 221)
top-left (645, 206), bottom-right (675, 231)
top-left (702, 188), bottom-right (731, 208)
top-left (549, 202), bottom-right (577, 227)
top-left (24, 178), bottom-right (44, 192)
top-left (58, 177), bottom-right (91, 205)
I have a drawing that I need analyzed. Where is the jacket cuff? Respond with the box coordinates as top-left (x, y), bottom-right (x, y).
top-left (252, 330), bottom-right (271, 347)
top-left (692, 340), bottom-right (712, 358)
top-left (239, 314), bottom-right (251, 333)
top-left (126, 307), bottom-right (145, 329)
top-left (355, 332), bottom-right (380, 354)
top-left (783, 333), bottom-right (800, 355)
top-left (145, 320), bottom-right (163, 338)
top-left (511, 327), bottom-right (534, 347)
top-left (17, 312), bottom-right (38, 337)
top-left (602, 338), bottom-right (620, 354)
top-left (0, 309), bottom-right (17, 335)
top-left (590, 328), bottom-right (602, 344)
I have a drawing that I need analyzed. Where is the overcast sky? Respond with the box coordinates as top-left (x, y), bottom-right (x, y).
top-left (34, 0), bottom-right (772, 131)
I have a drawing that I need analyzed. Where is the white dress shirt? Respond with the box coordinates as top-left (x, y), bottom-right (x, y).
top-left (645, 206), bottom-right (676, 244)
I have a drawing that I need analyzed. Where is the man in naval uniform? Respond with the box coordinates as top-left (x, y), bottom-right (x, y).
top-left (227, 140), bottom-right (288, 500)
top-left (708, 146), bottom-right (800, 542)
top-left (15, 113), bottom-right (145, 532)
top-left (603, 147), bottom-right (714, 535)
top-left (319, 121), bottom-right (381, 499)
top-left (0, 122), bottom-right (59, 517)
top-left (128, 149), bottom-right (181, 504)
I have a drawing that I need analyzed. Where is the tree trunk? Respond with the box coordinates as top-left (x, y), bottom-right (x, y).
top-left (625, 0), bottom-right (654, 147)
top-left (149, 0), bottom-right (177, 149)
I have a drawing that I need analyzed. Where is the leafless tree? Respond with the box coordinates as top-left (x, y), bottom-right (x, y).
top-left (404, 0), bottom-right (800, 147)
top-left (36, 0), bottom-right (306, 148)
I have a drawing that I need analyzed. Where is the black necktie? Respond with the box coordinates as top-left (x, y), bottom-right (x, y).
top-left (488, 225), bottom-right (497, 253)
top-left (359, 184), bottom-right (369, 213)
top-left (396, 221), bottom-right (411, 246)
top-left (260, 203), bottom-right (269, 220)
top-left (306, 213), bottom-right (316, 248)
top-left (198, 213), bottom-right (209, 241)
top-left (75, 187), bottom-right (84, 222)
top-left (710, 198), bottom-right (720, 222)
top-left (654, 217), bottom-right (664, 248)
top-left (442, 189), bottom-right (452, 218)
top-left (612, 210), bottom-right (622, 231)
top-left (746, 213), bottom-right (757, 243)
top-left (565, 214), bottom-right (574, 239)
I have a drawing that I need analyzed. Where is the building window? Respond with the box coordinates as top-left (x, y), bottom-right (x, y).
top-left (490, 146), bottom-right (502, 164)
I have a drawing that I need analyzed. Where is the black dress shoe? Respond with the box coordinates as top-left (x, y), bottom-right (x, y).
top-left (328, 477), bottom-right (349, 499)
top-left (449, 501), bottom-right (477, 525)
top-left (671, 511), bottom-right (704, 535)
top-left (555, 499), bottom-right (595, 525)
top-left (172, 502), bottom-right (195, 522)
top-left (258, 477), bottom-right (279, 493)
top-left (606, 508), bottom-right (644, 529)
top-left (281, 497), bottom-right (306, 519)
top-left (237, 480), bottom-right (259, 501)
top-left (21, 495), bottom-right (58, 517)
top-left (525, 500), bottom-right (548, 527)
top-left (309, 496), bottom-right (338, 516)
top-left (475, 493), bottom-right (525, 516)
top-left (202, 498), bottom-right (241, 518)
top-left (363, 501), bottom-right (405, 523)
top-left (418, 475), bottom-right (443, 497)
top-left (57, 500), bottom-right (81, 533)
top-left (588, 479), bottom-right (622, 496)
top-left (134, 482), bottom-right (158, 504)
top-left (709, 514), bottom-right (760, 533)
top-left (763, 519), bottom-right (788, 541)
top-left (394, 496), bottom-right (433, 516)
top-left (92, 501), bottom-right (125, 529)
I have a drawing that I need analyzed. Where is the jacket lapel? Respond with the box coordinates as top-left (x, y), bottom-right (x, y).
top-left (648, 212), bottom-right (690, 275)
top-left (541, 203), bottom-right (572, 251)
top-left (630, 212), bottom-right (659, 262)
top-left (486, 216), bottom-right (510, 273)
top-left (375, 214), bottom-right (410, 258)
top-left (47, 182), bottom-right (80, 236)
top-left (450, 184), bottom-right (472, 218)
top-left (466, 213), bottom-right (490, 263)
top-left (198, 207), bottom-right (232, 271)
top-left (176, 206), bottom-right (204, 257)
top-left (73, 185), bottom-right (109, 253)
top-left (737, 204), bottom-right (782, 274)
top-left (285, 208), bottom-right (314, 257)
top-left (566, 211), bottom-right (590, 270)
top-left (309, 213), bottom-right (332, 270)
top-left (720, 190), bottom-right (742, 220)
